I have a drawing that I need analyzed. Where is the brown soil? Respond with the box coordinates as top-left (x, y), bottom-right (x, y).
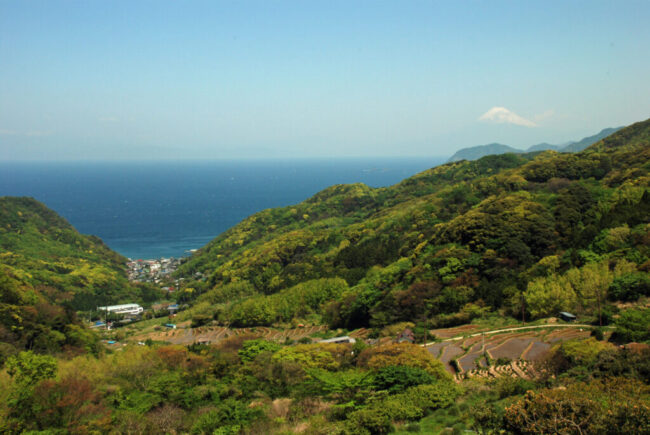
top-left (488, 337), bottom-right (534, 360)
top-left (523, 341), bottom-right (551, 361)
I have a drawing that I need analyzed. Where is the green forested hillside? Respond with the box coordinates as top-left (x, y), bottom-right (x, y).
top-left (176, 118), bottom-right (650, 331)
top-left (0, 197), bottom-right (158, 356)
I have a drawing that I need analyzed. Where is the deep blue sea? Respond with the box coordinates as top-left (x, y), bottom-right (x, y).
top-left (0, 158), bottom-right (445, 259)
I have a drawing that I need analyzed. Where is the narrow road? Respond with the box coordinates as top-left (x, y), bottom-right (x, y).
top-left (423, 323), bottom-right (597, 347)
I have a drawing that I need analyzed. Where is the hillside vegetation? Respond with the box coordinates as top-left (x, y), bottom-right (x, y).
top-left (0, 197), bottom-right (160, 357)
top-left (176, 119), bottom-right (650, 332)
top-left (0, 120), bottom-right (649, 434)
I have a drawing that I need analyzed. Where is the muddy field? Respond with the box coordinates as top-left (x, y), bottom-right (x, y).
top-left (426, 326), bottom-right (591, 376)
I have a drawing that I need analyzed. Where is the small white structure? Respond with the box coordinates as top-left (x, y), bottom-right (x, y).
top-left (318, 336), bottom-right (356, 344)
top-left (97, 303), bottom-right (143, 316)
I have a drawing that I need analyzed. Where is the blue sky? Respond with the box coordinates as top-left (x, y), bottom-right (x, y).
top-left (1, 0), bottom-right (649, 160)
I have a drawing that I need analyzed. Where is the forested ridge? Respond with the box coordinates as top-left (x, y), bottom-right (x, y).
top-left (0, 197), bottom-right (160, 357)
top-left (175, 118), bottom-right (650, 332)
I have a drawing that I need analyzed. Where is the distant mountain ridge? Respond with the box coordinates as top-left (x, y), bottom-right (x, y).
top-left (446, 143), bottom-right (521, 162)
top-left (447, 126), bottom-right (623, 162)
top-left (526, 142), bottom-right (561, 152)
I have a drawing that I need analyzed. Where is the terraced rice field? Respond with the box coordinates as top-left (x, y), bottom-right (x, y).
top-left (128, 319), bottom-right (590, 383)
top-left (426, 325), bottom-right (591, 378)
top-left (131, 324), bottom-right (329, 345)
top-left (439, 345), bottom-right (464, 373)
top-left (522, 341), bottom-right (550, 360)
top-left (488, 337), bottom-right (535, 361)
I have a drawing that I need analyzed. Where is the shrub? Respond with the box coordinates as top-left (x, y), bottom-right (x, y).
top-left (5, 351), bottom-right (57, 386)
top-left (611, 308), bottom-right (650, 343)
top-left (299, 368), bottom-right (374, 403)
top-left (191, 314), bottom-right (212, 328)
top-left (372, 365), bottom-right (435, 394)
top-left (0, 342), bottom-right (18, 367)
top-left (272, 343), bottom-right (348, 371)
top-left (190, 399), bottom-right (263, 434)
top-left (405, 422), bottom-right (421, 432)
top-left (238, 339), bottom-right (282, 363)
top-left (552, 337), bottom-right (614, 368)
top-left (608, 273), bottom-right (650, 302)
top-left (346, 407), bottom-right (392, 435)
top-left (503, 379), bottom-right (650, 434)
top-left (393, 382), bottom-right (461, 412)
top-left (493, 376), bottom-right (535, 399)
top-left (591, 327), bottom-right (604, 341)
top-left (471, 403), bottom-right (504, 435)
top-left (380, 396), bottom-right (424, 421)
top-left (357, 343), bottom-right (450, 379)
top-left (31, 376), bottom-right (111, 432)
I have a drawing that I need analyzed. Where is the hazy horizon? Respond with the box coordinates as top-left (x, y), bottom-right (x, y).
top-left (1, 1), bottom-right (649, 161)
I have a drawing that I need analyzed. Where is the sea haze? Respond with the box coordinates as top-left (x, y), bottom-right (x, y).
top-left (0, 158), bottom-right (444, 259)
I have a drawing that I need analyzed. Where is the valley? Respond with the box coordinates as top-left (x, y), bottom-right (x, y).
top-left (1, 119), bottom-right (649, 434)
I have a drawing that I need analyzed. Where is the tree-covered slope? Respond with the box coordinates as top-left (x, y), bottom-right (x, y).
top-left (562, 126), bottom-right (623, 152)
top-left (176, 119), bottom-right (649, 330)
top-left (0, 197), bottom-right (158, 356)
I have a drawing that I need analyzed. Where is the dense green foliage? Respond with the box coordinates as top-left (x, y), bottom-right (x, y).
top-left (176, 118), bottom-right (650, 333)
top-left (0, 340), bottom-right (459, 434)
top-left (503, 379), bottom-right (649, 434)
top-left (0, 197), bottom-right (162, 356)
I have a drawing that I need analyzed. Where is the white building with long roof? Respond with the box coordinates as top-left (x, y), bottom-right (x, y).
top-left (97, 303), bottom-right (143, 316)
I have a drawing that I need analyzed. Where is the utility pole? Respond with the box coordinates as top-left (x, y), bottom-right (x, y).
top-left (424, 323), bottom-right (427, 345)
top-left (421, 313), bottom-right (428, 345)
top-left (597, 291), bottom-right (603, 327)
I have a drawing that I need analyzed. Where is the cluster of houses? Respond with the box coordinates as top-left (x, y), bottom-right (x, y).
top-left (126, 258), bottom-right (206, 292)
top-left (126, 258), bottom-right (183, 284)
top-left (150, 301), bottom-right (180, 314)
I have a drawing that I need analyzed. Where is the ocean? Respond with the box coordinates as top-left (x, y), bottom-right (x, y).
top-left (0, 158), bottom-right (445, 259)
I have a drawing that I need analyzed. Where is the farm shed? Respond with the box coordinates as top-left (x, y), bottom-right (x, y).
top-left (559, 312), bottom-right (577, 322)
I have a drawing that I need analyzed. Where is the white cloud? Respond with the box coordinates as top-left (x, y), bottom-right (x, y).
top-left (98, 116), bottom-right (120, 123)
top-left (0, 128), bottom-right (17, 135)
top-left (478, 107), bottom-right (537, 127)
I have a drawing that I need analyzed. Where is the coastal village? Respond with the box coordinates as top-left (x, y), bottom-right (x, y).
top-left (126, 257), bottom-right (185, 285)
top-left (90, 257), bottom-right (196, 330)
top-left (126, 256), bottom-right (206, 287)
